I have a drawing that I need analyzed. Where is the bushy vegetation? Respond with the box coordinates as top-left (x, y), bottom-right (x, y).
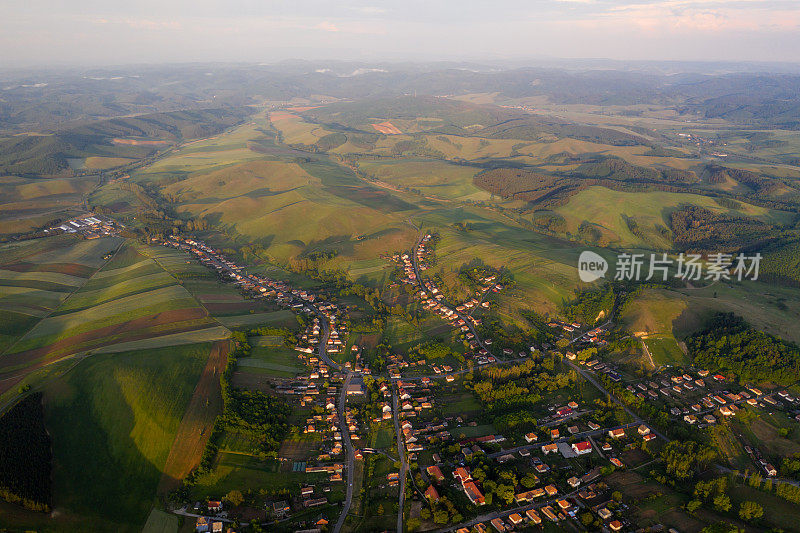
top-left (563, 285), bottom-right (615, 324)
top-left (469, 358), bottom-right (573, 432)
top-left (660, 440), bottom-right (717, 480)
top-left (0, 393), bottom-right (52, 511)
top-left (670, 205), bottom-right (775, 253)
top-left (687, 313), bottom-right (800, 385)
top-left (219, 334), bottom-right (291, 458)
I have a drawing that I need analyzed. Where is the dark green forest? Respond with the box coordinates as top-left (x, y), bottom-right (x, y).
top-left (687, 313), bottom-right (800, 385)
top-left (0, 392), bottom-right (52, 511)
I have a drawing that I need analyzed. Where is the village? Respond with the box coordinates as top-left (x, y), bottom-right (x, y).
top-left (148, 232), bottom-right (800, 533)
top-left (158, 233), bottom-right (676, 533)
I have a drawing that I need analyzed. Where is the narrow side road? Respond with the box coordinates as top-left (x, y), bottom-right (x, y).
top-left (392, 384), bottom-right (407, 533)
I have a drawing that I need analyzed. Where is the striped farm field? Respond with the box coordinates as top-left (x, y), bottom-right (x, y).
top-left (94, 325), bottom-right (230, 354)
top-left (0, 285), bottom-right (69, 311)
top-left (17, 284), bottom-right (199, 342)
top-left (0, 268), bottom-right (86, 288)
top-left (0, 239), bottom-right (233, 399)
top-left (91, 258), bottom-right (164, 280)
top-left (55, 271), bottom-right (176, 313)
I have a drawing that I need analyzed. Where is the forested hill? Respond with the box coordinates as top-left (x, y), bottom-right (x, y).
top-left (687, 313), bottom-right (800, 385)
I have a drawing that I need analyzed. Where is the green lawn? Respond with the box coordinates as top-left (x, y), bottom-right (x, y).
top-left (237, 345), bottom-right (304, 378)
top-left (191, 452), bottom-right (326, 498)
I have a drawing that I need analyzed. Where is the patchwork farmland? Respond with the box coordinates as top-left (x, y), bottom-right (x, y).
top-left (0, 239), bottom-right (230, 398)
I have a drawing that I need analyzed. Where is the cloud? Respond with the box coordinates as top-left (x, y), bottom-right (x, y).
top-left (124, 19), bottom-right (182, 30)
top-left (564, 0), bottom-right (800, 33)
top-left (315, 21), bottom-right (340, 32)
top-left (348, 6), bottom-right (387, 15)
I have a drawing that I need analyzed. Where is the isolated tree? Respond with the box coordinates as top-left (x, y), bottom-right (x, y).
top-left (225, 489), bottom-right (244, 507)
top-left (738, 501), bottom-right (763, 521)
top-left (713, 494), bottom-right (731, 512)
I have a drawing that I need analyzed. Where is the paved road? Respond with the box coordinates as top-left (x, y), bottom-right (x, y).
top-left (334, 373), bottom-right (355, 533)
top-left (392, 385), bottom-right (408, 533)
top-left (311, 305), bottom-right (342, 373)
top-left (487, 421), bottom-right (642, 459)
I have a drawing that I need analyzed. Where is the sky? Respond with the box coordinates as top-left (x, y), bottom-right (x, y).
top-left (2, 0), bottom-right (800, 67)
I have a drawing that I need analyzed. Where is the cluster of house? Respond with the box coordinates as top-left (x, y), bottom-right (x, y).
top-left (396, 380), bottom-right (435, 417)
top-left (299, 385), bottom-right (361, 473)
top-left (576, 356), bottom-right (622, 382)
top-left (164, 236), bottom-right (342, 324)
top-left (554, 321), bottom-right (609, 348)
top-left (619, 369), bottom-right (793, 430)
top-left (194, 501), bottom-right (234, 533)
top-left (438, 461), bottom-right (628, 532)
top-left (395, 240), bottom-right (512, 366)
top-left (744, 442), bottom-right (779, 478)
top-left (548, 320), bottom-right (583, 333)
top-left (46, 214), bottom-right (121, 239)
top-left (270, 498), bottom-right (330, 528)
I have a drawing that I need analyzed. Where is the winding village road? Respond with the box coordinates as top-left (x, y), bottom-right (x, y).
top-left (392, 385), bottom-right (408, 533)
top-left (334, 372), bottom-right (355, 533)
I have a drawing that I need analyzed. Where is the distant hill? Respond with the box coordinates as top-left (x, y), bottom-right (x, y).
top-left (0, 107), bottom-right (252, 176)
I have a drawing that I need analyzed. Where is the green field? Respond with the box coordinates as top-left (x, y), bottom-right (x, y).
top-left (216, 310), bottom-right (297, 328)
top-left (191, 452), bottom-right (326, 498)
top-left (358, 158), bottom-right (490, 202)
top-left (236, 345), bottom-right (305, 378)
top-left (0, 175), bottom-right (98, 237)
top-left (553, 186), bottom-right (792, 249)
top-left (643, 336), bottom-right (687, 367)
top-left (141, 509), bottom-right (178, 533)
top-left (44, 343), bottom-right (210, 528)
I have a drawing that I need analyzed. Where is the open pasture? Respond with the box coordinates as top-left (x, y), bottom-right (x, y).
top-left (0, 175), bottom-right (97, 236)
top-left (358, 158), bottom-right (489, 202)
top-left (44, 343), bottom-right (210, 527)
top-left (553, 185), bottom-right (792, 249)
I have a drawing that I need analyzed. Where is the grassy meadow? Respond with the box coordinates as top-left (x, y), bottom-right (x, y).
top-left (44, 343), bottom-right (211, 529)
